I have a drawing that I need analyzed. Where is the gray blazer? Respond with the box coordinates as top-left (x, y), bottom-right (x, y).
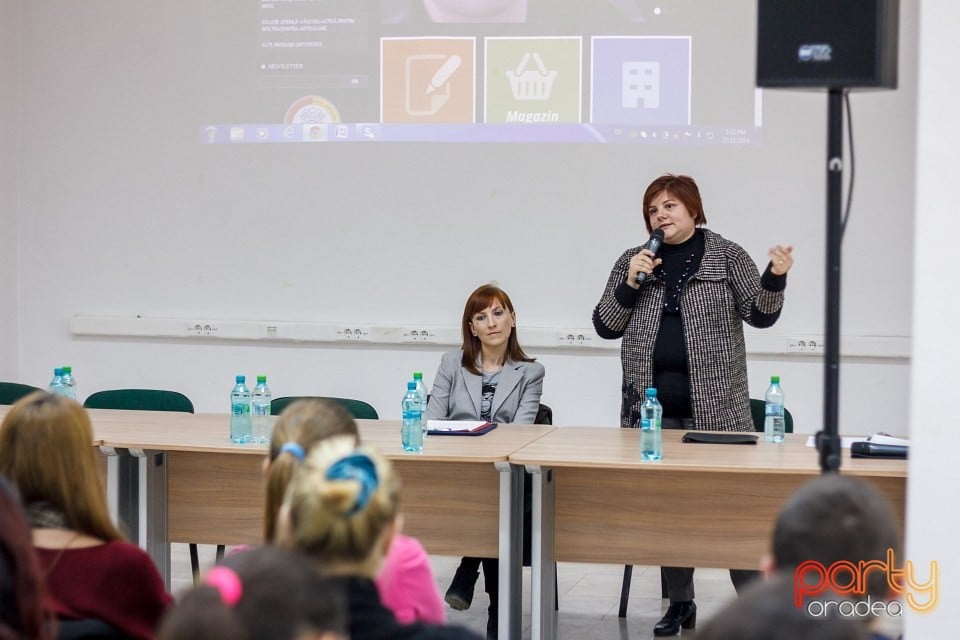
top-left (425, 350), bottom-right (545, 424)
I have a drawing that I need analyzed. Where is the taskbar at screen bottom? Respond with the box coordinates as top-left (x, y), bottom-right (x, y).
top-left (200, 123), bottom-right (760, 145)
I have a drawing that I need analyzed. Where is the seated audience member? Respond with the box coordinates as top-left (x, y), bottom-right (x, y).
top-left (157, 546), bottom-right (346, 640)
top-left (766, 474), bottom-right (904, 640)
top-left (0, 392), bottom-right (172, 639)
top-left (0, 475), bottom-right (53, 640)
top-left (279, 436), bottom-right (484, 640)
top-left (264, 399), bottom-right (444, 624)
top-left (697, 573), bottom-right (867, 640)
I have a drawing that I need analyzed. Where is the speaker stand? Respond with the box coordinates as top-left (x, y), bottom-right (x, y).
top-left (817, 88), bottom-right (845, 473)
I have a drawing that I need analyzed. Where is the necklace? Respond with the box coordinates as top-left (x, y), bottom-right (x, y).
top-left (39, 529), bottom-right (82, 578)
top-left (660, 250), bottom-right (698, 314)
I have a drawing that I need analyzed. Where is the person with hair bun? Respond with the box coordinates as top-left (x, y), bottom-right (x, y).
top-left (264, 399), bottom-right (444, 624)
top-left (157, 546), bottom-right (347, 640)
top-left (0, 392), bottom-right (171, 640)
top-left (279, 437), bottom-right (484, 640)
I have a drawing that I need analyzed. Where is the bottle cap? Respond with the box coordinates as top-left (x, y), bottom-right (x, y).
top-left (236, 375), bottom-right (245, 383)
top-left (407, 381), bottom-right (416, 390)
top-left (257, 375), bottom-right (266, 383)
top-left (645, 387), bottom-right (657, 397)
top-left (771, 375), bottom-right (780, 383)
top-left (62, 366), bottom-right (72, 374)
top-left (413, 372), bottom-right (423, 380)
top-left (54, 367), bottom-right (63, 375)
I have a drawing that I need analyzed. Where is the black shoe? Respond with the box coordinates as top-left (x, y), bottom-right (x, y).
top-left (444, 564), bottom-right (480, 611)
top-left (653, 600), bottom-right (697, 636)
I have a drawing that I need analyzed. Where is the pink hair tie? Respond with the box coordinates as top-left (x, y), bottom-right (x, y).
top-left (204, 566), bottom-right (243, 606)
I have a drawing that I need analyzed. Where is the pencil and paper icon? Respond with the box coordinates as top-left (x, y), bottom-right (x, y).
top-left (405, 54), bottom-right (462, 116)
top-left (426, 55), bottom-right (462, 95)
top-left (506, 52), bottom-right (558, 100)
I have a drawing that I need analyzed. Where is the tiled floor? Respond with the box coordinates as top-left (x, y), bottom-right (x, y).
top-left (173, 544), bottom-right (741, 639)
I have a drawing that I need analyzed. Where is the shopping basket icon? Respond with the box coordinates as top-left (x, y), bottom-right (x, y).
top-left (506, 52), bottom-right (557, 100)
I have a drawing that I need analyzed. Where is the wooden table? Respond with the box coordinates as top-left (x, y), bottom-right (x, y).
top-left (509, 428), bottom-right (907, 640)
top-left (93, 412), bottom-right (553, 639)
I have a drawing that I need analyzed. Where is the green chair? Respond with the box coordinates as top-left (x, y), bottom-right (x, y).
top-left (617, 399), bottom-right (795, 617)
top-left (0, 381), bottom-right (42, 405)
top-left (82, 388), bottom-right (216, 583)
top-left (270, 396), bottom-right (379, 419)
top-left (83, 389), bottom-right (194, 414)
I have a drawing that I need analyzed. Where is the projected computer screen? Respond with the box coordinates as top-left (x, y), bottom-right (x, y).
top-left (201, 0), bottom-right (761, 145)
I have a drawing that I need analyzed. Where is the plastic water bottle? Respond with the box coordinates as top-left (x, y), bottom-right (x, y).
top-left (251, 375), bottom-right (272, 444)
top-left (412, 372), bottom-right (428, 436)
top-left (230, 375), bottom-right (252, 444)
top-left (640, 387), bottom-right (663, 461)
top-left (60, 366), bottom-right (77, 400)
top-left (48, 368), bottom-right (65, 395)
top-left (764, 375), bottom-right (786, 443)
top-left (401, 381), bottom-right (423, 453)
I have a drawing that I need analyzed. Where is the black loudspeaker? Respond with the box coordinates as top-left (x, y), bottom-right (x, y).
top-left (756, 0), bottom-right (899, 89)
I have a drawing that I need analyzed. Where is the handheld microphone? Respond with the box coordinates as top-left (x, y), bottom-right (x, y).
top-left (635, 229), bottom-right (665, 285)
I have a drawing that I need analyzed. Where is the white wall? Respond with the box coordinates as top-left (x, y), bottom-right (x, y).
top-left (904, 0), bottom-right (960, 634)
top-left (0, 0), bottom-right (19, 379)
top-left (10, 1), bottom-right (914, 434)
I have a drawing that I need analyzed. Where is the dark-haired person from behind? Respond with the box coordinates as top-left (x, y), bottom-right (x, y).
top-left (426, 284), bottom-right (544, 639)
top-left (157, 546), bottom-right (347, 640)
top-left (593, 173), bottom-right (793, 636)
top-left (766, 474), bottom-right (905, 640)
top-left (0, 474), bottom-right (54, 640)
top-left (697, 573), bottom-right (868, 640)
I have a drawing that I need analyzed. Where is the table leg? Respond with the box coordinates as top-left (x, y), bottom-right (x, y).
top-left (496, 461), bottom-right (523, 640)
top-left (111, 447), bottom-right (170, 588)
top-left (528, 465), bottom-right (556, 640)
top-left (142, 450), bottom-right (170, 588)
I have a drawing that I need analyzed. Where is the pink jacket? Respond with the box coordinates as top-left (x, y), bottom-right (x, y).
top-left (375, 534), bottom-right (445, 624)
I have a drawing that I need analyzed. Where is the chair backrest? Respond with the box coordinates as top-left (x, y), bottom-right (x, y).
top-left (535, 403), bottom-right (553, 425)
top-left (749, 398), bottom-right (794, 433)
top-left (82, 389), bottom-right (195, 414)
top-left (270, 396), bottom-right (379, 420)
top-left (0, 381), bottom-right (42, 405)
top-left (56, 618), bottom-right (127, 640)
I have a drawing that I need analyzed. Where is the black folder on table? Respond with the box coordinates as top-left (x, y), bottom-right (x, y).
top-left (682, 432), bottom-right (758, 445)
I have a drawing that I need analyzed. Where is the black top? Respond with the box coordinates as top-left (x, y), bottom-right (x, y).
top-left (652, 230), bottom-right (705, 419)
top-left (333, 575), bottom-right (484, 640)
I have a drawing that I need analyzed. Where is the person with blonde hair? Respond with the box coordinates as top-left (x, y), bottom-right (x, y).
top-left (0, 392), bottom-right (171, 639)
top-left (279, 436), bottom-right (483, 640)
top-left (264, 399), bottom-right (444, 624)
